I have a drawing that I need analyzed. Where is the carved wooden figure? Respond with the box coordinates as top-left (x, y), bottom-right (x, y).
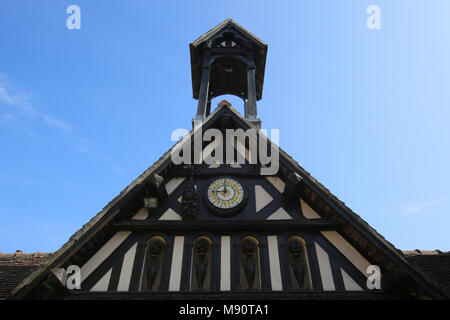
top-left (181, 183), bottom-right (199, 220)
top-left (193, 238), bottom-right (210, 290)
top-left (241, 239), bottom-right (257, 290)
top-left (146, 239), bottom-right (163, 290)
top-left (289, 240), bottom-right (306, 289)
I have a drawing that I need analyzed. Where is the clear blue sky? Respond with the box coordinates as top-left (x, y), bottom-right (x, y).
top-left (1, 1), bottom-right (449, 253)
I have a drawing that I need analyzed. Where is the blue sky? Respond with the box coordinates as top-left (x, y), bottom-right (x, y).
top-left (0, 1), bottom-right (449, 252)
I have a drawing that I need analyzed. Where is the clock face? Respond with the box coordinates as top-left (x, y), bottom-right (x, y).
top-left (205, 177), bottom-right (247, 215)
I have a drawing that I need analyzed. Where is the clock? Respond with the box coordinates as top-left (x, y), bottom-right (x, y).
top-left (204, 177), bottom-right (247, 217)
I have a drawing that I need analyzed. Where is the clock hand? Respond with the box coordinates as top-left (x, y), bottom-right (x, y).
top-left (215, 186), bottom-right (229, 195)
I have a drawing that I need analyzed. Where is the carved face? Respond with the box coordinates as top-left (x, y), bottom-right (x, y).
top-left (289, 240), bottom-right (303, 255)
top-left (149, 240), bottom-right (163, 255)
top-left (182, 185), bottom-right (197, 200)
top-left (195, 238), bottom-right (210, 254)
top-left (241, 239), bottom-right (256, 255)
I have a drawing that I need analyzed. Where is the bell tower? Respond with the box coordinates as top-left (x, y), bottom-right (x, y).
top-left (190, 19), bottom-right (267, 127)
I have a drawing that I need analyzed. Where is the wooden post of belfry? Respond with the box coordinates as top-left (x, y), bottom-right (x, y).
top-left (246, 62), bottom-right (258, 121)
top-left (195, 54), bottom-right (211, 121)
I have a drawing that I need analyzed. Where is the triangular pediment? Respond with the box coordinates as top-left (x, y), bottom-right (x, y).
top-left (190, 18), bottom-right (267, 49)
top-left (9, 105), bottom-right (446, 300)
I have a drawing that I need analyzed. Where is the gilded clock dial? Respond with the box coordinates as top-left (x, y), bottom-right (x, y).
top-left (207, 177), bottom-right (244, 210)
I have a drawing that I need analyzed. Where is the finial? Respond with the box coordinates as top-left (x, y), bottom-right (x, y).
top-left (218, 100), bottom-right (232, 107)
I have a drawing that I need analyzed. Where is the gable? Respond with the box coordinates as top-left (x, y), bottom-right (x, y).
top-left (9, 105), bottom-right (446, 299)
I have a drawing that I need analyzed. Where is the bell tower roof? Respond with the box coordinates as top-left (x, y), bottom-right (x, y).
top-left (190, 18), bottom-right (267, 48)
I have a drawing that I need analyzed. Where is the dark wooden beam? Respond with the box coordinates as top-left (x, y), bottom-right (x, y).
top-left (112, 220), bottom-right (338, 233)
top-left (65, 290), bottom-right (388, 300)
top-left (195, 54), bottom-right (211, 121)
top-left (168, 164), bottom-right (261, 178)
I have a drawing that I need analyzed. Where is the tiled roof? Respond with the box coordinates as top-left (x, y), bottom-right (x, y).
top-left (403, 250), bottom-right (450, 296)
top-left (0, 252), bottom-right (53, 299)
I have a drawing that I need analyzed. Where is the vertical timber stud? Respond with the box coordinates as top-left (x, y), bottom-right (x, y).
top-left (244, 98), bottom-right (249, 118)
top-left (246, 62), bottom-right (257, 120)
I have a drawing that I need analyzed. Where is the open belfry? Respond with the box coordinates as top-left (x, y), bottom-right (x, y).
top-left (3, 19), bottom-right (449, 300)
